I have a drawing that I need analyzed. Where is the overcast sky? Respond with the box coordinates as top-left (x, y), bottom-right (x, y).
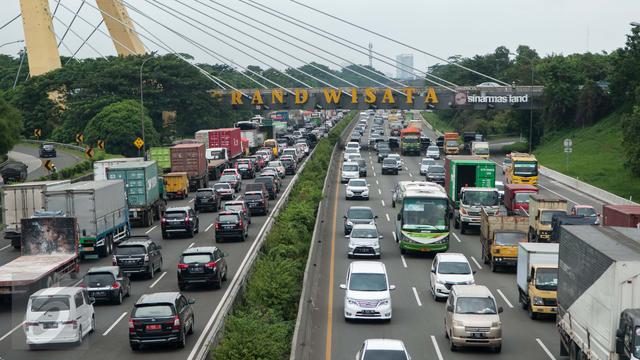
top-left (1, 0), bottom-right (638, 80)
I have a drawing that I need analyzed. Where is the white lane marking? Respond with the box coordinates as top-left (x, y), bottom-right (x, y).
top-left (470, 256), bottom-right (483, 270)
top-left (0, 244), bottom-right (11, 251)
top-left (145, 225), bottom-right (157, 234)
top-left (430, 335), bottom-right (444, 360)
top-left (102, 312), bottom-right (127, 336)
top-left (189, 198), bottom-right (195, 203)
top-left (409, 172), bottom-right (413, 177)
top-left (0, 321), bottom-right (24, 342)
top-left (377, 189), bottom-right (382, 195)
top-left (392, 231), bottom-right (397, 242)
top-left (385, 213), bottom-right (390, 222)
top-left (188, 242), bottom-right (195, 248)
top-left (381, 199), bottom-right (385, 207)
top-left (205, 223), bottom-right (213, 232)
top-left (405, 166), bottom-right (409, 171)
top-left (496, 289), bottom-right (514, 308)
top-left (401, 255), bottom-right (407, 268)
top-left (371, 165), bottom-right (375, 171)
top-left (149, 271), bottom-right (167, 288)
top-left (375, 180), bottom-right (379, 185)
top-left (536, 338), bottom-right (557, 360)
top-left (538, 183), bottom-right (578, 205)
top-left (412, 287), bottom-right (423, 307)
top-left (451, 232), bottom-right (461, 243)
top-left (373, 171), bottom-right (377, 176)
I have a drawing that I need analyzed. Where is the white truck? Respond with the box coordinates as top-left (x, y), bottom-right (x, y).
top-left (517, 242), bottom-right (559, 319)
top-left (471, 141), bottom-right (490, 159)
top-left (558, 225), bottom-right (640, 360)
top-left (93, 158), bottom-right (144, 181)
top-left (2, 180), bottom-right (70, 249)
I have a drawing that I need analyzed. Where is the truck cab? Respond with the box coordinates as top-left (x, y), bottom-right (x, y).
top-left (527, 194), bottom-right (568, 242)
top-left (616, 309), bottom-right (640, 360)
top-left (444, 132), bottom-right (460, 155)
top-left (517, 242), bottom-right (558, 320)
top-left (480, 211), bottom-right (528, 272)
top-left (471, 142), bottom-right (490, 159)
top-left (504, 184), bottom-right (538, 216)
top-left (400, 127), bottom-right (421, 156)
top-left (455, 187), bottom-right (500, 234)
top-left (505, 153), bottom-right (539, 185)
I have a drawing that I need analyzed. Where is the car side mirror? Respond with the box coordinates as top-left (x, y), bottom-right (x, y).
top-left (89, 297), bottom-right (96, 305)
top-left (379, 235), bottom-right (384, 239)
top-left (431, 268), bottom-right (435, 273)
top-left (339, 284), bottom-right (347, 290)
top-left (117, 277), bottom-right (124, 281)
top-left (374, 215), bottom-right (378, 219)
top-left (367, 184), bottom-right (370, 187)
top-left (343, 215), bottom-right (347, 219)
top-left (344, 235), bottom-right (349, 238)
top-left (188, 299), bottom-right (196, 305)
top-left (616, 328), bottom-right (624, 338)
top-left (389, 285), bottom-right (396, 291)
top-left (473, 270), bottom-right (477, 275)
top-left (446, 305), bottom-right (454, 312)
top-left (498, 306), bottom-right (504, 314)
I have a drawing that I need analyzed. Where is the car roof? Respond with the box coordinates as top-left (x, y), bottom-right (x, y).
top-left (218, 210), bottom-right (241, 216)
top-left (348, 206), bottom-right (373, 212)
top-left (119, 238), bottom-right (152, 246)
top-left (182, 246), bottom-right (218, 255)
top-left (364, 339), bottom-right (406, 351)
top-left (244, 190), bottom-right (264, 195)
top-left (452, 284), bottom-right (493, 298)
top-left (350, 261), bottom-right (386, 274)
top-left (436, 252), bottom-right (469, 263)
top-left (87, 266), bottom-right (120, 276)
top-left (31, 286), bottom-right (82, 297)
top-left (350, 224), bottom-right (377, 231)
top-left (165, 206), bottom-right (191, 212)
top-left (224, 201), bottom-right (245, 206)
top-left (196, 188), bottom-right (215, 191)
top-left (136, 292), bottom-right (181, 305)
top-left (214, 182), bottom-right (231, 186)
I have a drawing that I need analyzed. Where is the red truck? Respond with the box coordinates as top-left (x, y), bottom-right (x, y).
top-left (0, 216), bottom-right (79, 296)
top-left (196, 128), bottom-right (244, 180)
top-left (602, 204), bottom-right (640, 227)
top-left (504, 184), bottom-right (538, 216)
top-left (170, 143), bottom-right (209, 191)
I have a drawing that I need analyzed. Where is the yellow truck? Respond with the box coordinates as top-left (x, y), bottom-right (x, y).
top-left (443, 132), bottom-right (460, 155)
top-left (517, 242), bottom-right (558, 320)
top-left (163, 172), bottom-right (189, 199)
top-left (527, 194), bottom-right (567, 242)
top-left (480, 210), bottom-right (528, 272)
top-left (505, 152), bottom-right (539, 185)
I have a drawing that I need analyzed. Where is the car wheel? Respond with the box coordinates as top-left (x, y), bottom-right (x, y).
top-left (76, 326), bottom-right (83, 346)
top-left (179, 282), bottom-right (186, 291)
top-left (158, 259), bottom-right (163, 272)
top-left (490, 259), bottom-right (497, 273)
top-left (115, 290), bottom-right (123, 305)
top-left (188, 228), bottom-right (194, 238)
top-left (494, 345), bottom-right (502, 353)
top-left (187, 317), bottom-right (194, 335)
top-left (130, 343), bottom-right (141, 351)
top-left (177, 329), bottom-right (186, 348)
top-left (528, 304), bottom-right (538, 320)
top-left (90, 316), bottom-right (96, 333)
top-left (162, 231), bottom-right (168, 240)
top-left (148, 264), bottom-right (155, 279)
top-left (126, 283), bottom-right (131, 297)
top-left (460, 222), bottom-right (466, 235)
top-left (222, 267), bottom-right (228, 281)
top-left (214, 273), bottom-right (222, 289)
top-left (454, 217), bottom-right (460, 229)
top-left (449, 334), bottom-right (457, 351)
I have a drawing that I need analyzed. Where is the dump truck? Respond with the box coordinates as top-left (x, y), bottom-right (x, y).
top-left (602, 204), bottom-right (640, 227)
top-left (162, 172), bottom-right (189, 199)
top-left (0, 216), bottom-right (79, 296)
top-left (444, 132), bottom-right (460, 155)
top-left (93, 158), bottom-right (144, 181)
top-left (170, 143), bottom-right (208, 191)
top-left (480, 210), bottom-right (528, 272)
top-left (517, 242), bottom-right (559, 320)
top-left (504, 184), bottom-right (538, 216)
top-left (147, 147), bottom-right (171, 173)
top-left (43, 180), bottom-right (129, 259)
top-left (527, 194), bottom-right (567, 242)
top-left (106, 161), bottom-right (165, 227)
top-left (2, 180), bottom-right (71, 249)
top-left (505, 152), bottom-right (539, 185)
top-left (557, 225), bottom-right (640, 359)
top-left (400, 127), bottom-right (421, 156)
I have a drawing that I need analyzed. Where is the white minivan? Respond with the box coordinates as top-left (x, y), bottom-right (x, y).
top-left (340, 261), bottom-right (395, 321)
top-left (341, 161), bottom-right (360, 183)
top-left (24, 287), bottom-right (95, 349)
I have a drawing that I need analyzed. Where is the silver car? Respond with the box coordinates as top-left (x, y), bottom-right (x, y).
top-left (420, 158), bottom-right (436, 175)
top-left (426, 145), bottom-right (440, 159)
top-left (347, 224), bottom-right (382, 258)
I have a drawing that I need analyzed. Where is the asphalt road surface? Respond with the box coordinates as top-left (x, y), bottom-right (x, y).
top-left (8, 144), bottom-right (85, 181)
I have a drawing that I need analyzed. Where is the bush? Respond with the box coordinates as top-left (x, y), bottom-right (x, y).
top-left (211, 112), bottom-right (354, 360)
top-left (502, 141), bottom-right (529, 153)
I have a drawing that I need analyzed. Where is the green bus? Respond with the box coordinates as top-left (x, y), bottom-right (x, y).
top-left (395, 187), bottom-right (450, 254)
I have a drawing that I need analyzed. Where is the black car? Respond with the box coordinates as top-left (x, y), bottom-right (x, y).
top-left (83, 266), bottom-right (131, 304)
top-left (0, 161), bottom-right (27, 183)
top-left (420, 136), bottom-right (431, 149)
top-left (254, 176), bottom-right (278, 200)
top-left (235, 161), bottom-right (255, 179)
top-left (214, 211), bottom-right (248, 242)
top-left (222, 200), bottom-right (251, 225)
top-left (355, 158), bottom-right (367, 177)
top-left (382, 158), bottom-right (399, 175)
top-left (426, 165), bottom-right (446, 185)
top-left (377, 148), bottom-right (390, 163)
top-left (129, 292), bottom-right (195, 350)
top-left (194, 188), bottom-right (220, 212)
top-left (177, 246), bottom-right (228, 290)
top-left (161, 207), bottom-right (199, 239)
top-left (243, 191), bottom-right (269, 215)
top-left (388, 137), bottom-right (400, 149)
top-left (113, 237), bottom-right (163, 279)
top-left (280, 157), bottom-right (297, 175)
top-left (39, 143), bottom-right (57, 158)
top-left (436, 135), bottom-right (445, 147)
top-left (343, 206), bottom-right (377, 235)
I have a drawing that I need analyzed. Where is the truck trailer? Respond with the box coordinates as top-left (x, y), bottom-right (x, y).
top-left (480, 210), bottom-right (528, 271)
top-left (602, 204), bottom-right (640, 228)
top-left (93, 158), bottom-right (144, 181)
top-left (170, 143), bottom-right (208, 191)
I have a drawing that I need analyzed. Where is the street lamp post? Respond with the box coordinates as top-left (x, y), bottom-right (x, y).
top-left (139, 53), bottom-right (156, 157)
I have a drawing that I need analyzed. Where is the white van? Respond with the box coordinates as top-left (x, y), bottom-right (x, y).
top-left (24, 287), bottom-right (95, 349)
top-left (341, 161), bottom-right (360, 183)
top-left (340, 261), bottom-right (395, 321)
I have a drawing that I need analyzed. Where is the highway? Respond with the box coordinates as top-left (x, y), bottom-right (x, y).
top-left (301, 112), bottom-right (605, 360)
top-left (7, 144), bottom-right (85, 181)
top-left (0, 156), bottom-right (306, 359)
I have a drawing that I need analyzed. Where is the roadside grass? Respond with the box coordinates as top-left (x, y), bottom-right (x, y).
top-left (502, 141), bottom-right (528, 153)
top-left (420, 111), bottom-right (455, 133)
top-left (534, 113), bottom-right (640, 201)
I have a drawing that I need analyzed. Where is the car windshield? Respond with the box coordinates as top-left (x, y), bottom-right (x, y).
top-left (116, 245), bottom-right (145, 255)
top-left (438, 261), bottom-right (471, 275)
top-left (343, 164), bottom-right (358, 171)
top-left (540, 210), bottom-right (567, 224)
top-left (349, 273), bottom-right (387, 291)
top-left (363, 349), bottom-right (408, 360)
top-left (237, 163), bottom-right (249, 169)
top-left (268, 161), bottom-right (282, 167)
top-left (402, 137), bottom-right (419, 143)
top-left (462, 191), bottom-right (499, 206)
top-left (428, 146), bottom-right (439, 152)
top-left (535, 268), bottom-right (558, 291)
top-left (214, 183), bottom-right (230, 190)
top-left (575, 207), bottom-right (597, 217)
top-left (350, 228), bottom-right (378, 238)
top-left (31, 296), bottom-right (70, 312)
top-left (220, 175), bottom-right (236, 182)
top-left (133, 305), bottom-right (174, 318)
top-left (83, 273), bottom-right (115, 287)
top-left (346, 148), bottom-right (359, 154)
top-left (428, 166), bottom-right (444, 174)
top-left (421, 159), bottom-right (434, 166)
top-left (495, 232), bottom-right (526, 245)
top-left (348, 208), bottom-right (374, 220)
top-left (164, 211), bottom-right (186, 219)
top-left (181, 254), bottom-right (212, 264)
top-left (514, 161), bottom-right (538, 176)
top-left (244, 193), bottom-right (262, 201)
top-left (196, 190), bottom-right (214, 197)
top-left (349, 180), bottom-right (367, 187)
top-left (514, 192), bottom-right (532, 203)
top-left (455, 297), bottom-right (497, 315)
top-left (218, 214), bottom-right (239, 223)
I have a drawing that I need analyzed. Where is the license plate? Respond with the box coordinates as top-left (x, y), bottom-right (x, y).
top-left (43, 322), bottom-right (58, 329)
top-left (471, 332), bottom-right (486, 338)
top-left (190, 267), bottom-right (204, 273)
top-left (248, 203), bottom-right (256, 207)
top-left (361, 310), bottom-right (376, 314)
top-left (83, 247), bottom-right (94, 252)
top-left (146, 324), bottom-right (161, 330)
top-left (92, 291), bottom-right (105, 297)
top-left (223, 225), bottom-right (235, 229)
top-left (125, 260), bottom-right (137, 264)
top-left (420, 248), bottom-right (430, 252)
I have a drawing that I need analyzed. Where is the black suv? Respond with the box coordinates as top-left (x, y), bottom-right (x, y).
top-left (194, 188), bottom-right (220, 212)
top-left (280, 157), bottom-right (297, 175)
top-left (177, 246), bottom-right (228, 290)
top-left (113, 236), bottom-right (163, 279)
top-left (129, 292), bottom-right (195, 350)
top-left (214, 211), bottom-right (248, 242)
top-left (82, 266), bottom-right (131, 304)
top-left (377, 148), bottom-right (390, 163)
top-left (161, 207), bottom-right (199, 239)
top-left (39, 143), bottom-right (57, 158)
top-left (243, 191), bottom-right (269, 215)
top-left (254, 176), bottom-right (277, 200)
top-left (426, 164), bottom-right (445, 185)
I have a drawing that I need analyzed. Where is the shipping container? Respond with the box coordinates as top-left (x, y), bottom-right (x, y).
top-left (171, 143), bottom-right (208, 191)
top-left (2, 180), bottom-right (71, 249)
top-left (195, 128), bottom-right (243, 159)
top-left (602, 204), bottom-right (640, 227)
top-left (93, 158), bottom-right (144, 181)
top-left (444, 155), bottom-right (496, 207)
top-left (148, 147), bottom-right (171, 172)
top-left (44, 180), bottom-right (129, 258)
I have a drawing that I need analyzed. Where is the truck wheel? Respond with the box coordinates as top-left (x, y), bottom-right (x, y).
top-left (454, 217), bottom-right (460, 229)
top-left (560, 340), bottom-right (569, 356)
top-left (460, 222), bottom-right (466, 234)
top-left (528, 304), bottom-right (538, 320)
top-left (490, 259), bottom-right (497, 272)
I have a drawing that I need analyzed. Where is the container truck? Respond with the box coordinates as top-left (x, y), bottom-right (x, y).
top-left (517, 242), bottom-right (559, 320)
top-left (602, 204), bottom-right (640, 227)
top-left (93, 158), bottom-right (144, 181)
top-left (170, 143), bottom-right (208, 191)
top-left (196, 129), bottom-right (243, 180)
top-left (527, 194), bottom-right (567, 242)
top-left (444, 132), bottom-right (460, 155)
top-left (0, 216), bottom-right (79, 296)
top-left (557, 225), bottom-right (640, 360)
top-left (44, 180), bottom-right (129, 259)
top-left (504, 184), bottom-right (538, 216)
top-left (2, 180), bottom-right (71, 249)
top-left (505, 152), bottom-right (539, 185)
top-left (106, 161), bottom-right (165, 227)
top-left (147, 147), bottom-right (171, 173)
top-left (195, 128), bottom-right (243, 157)
top-left (400, 127), bottom-right (421, 156)
top-left (480, 210), bottom-right (528, 272)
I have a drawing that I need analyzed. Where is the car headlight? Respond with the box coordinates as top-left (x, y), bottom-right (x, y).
top-left (346, 220), bottom-right (353, 226)
top-left (452, 320), bottom-right (464, 327)
top-left (347, 298), bottom-right (358, 305)
top-left (533, 296), bottom-right (544, 305)
top-left (491, 321), bottom-right (501, 327)
top-left (362, 190), bottom-right (369, 195)
top-left (346, 190), bottom-right (354, 195)
top-left (459, 208), bottom-right (467, 215)
top-left (379, 299), bottom-right (389, 306)
top-left (436, 278), bottom-right (446, 284)
top-left (433, 236), bottom-right (448, 244)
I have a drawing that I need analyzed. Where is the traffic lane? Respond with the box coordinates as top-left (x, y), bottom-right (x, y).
top-left (10, 143), bottom-right (84, 181)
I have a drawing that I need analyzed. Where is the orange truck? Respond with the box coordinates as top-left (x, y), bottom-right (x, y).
top-left (444, 132), bottom-right (460, 155)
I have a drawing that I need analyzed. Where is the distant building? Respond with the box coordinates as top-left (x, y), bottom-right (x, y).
top-left (396, 54), bottom-right (414, 80)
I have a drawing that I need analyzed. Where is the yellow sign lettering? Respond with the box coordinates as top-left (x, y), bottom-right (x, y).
top-left (295, 89), bottom-right (308, 104)
top-left (351, 88), bottom-right (358, 104)
top-left (231, 91), bottom-right (243, 105)
top-left (424, 87), bottom-right (439, 104)
top-left (323, 88), bottom-right (342, 104)
top-left (364, 88), bottom-right (376, 104)
top-left (271, 89), bottom-right (284, 104)
top-left (251, 90), bottom-right (264, 105)
top-left (404, 88), bottom-right (415, 104)
top-left (381, 88), bottom-right (395, 104)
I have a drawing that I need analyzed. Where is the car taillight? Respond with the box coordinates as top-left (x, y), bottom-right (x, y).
top-left (62, 320), bottom-right (78, 329)
top-left (178, 263), bottom-right (189, 270)
top-left (129, 319), bottom-right (135, 333)
top-left (215, 222), bottom-right (220, 229)
top-left (185, 215), bottom-right (191, 227)
top-left (205, 261), bottom-right (217, 269)
top-left (111, 282), bottom-right (120, 289)
top-left (161, 218), bottom-right (166, 225)
top-left (172, 316), bottom-right (181, 330)
top-left (79, 283), bottom-right (87, 288)
top-left (238, 220), bottom-right (243, 228)
top-left (112, 256), bottom-right (117, 265)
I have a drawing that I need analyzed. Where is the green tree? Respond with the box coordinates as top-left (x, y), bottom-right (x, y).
top-left (84, 99), bottom-right (159, 157)
top-left (575, 80), bottom-right (612, 127)
top-left (622, 105), bottom-right (640, 176)
top-left (610, 27), bottom-right (640, 108)
top-left (0, 95), bottom-right (23, 157)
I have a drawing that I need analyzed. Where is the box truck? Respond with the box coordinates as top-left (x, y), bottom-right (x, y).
top-left (517, 242), bottom-right (559, 319)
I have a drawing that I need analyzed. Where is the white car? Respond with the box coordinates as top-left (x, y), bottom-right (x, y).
top-left (344, 147), bottom-right (361, 161)
top-left (340, 261), bottom-right (395, 321)
top-left (346, 178), bottom-right (370, 200)
top-left (292, 130), bottom-right (303, 139)
top-left (420, 158), bottom-right (436, 175)
top-left (267, 161), bottom-right (286, 178)
top-left (341, 161), bottom-right (360, 183)
top-left (386, 154), bottom-right (403, 171)
top-left (295, 140), bottom-right (310, 155)
top-left (346, 141), bottom-right (361, 151)
top-left (222, 168), bottom-right (242, 182)
top-left (356, 339), bottom-right (411, 360)
top-left (255, 149), bottom-right (272, 162)
top-left (25, 287), bottom-right (95, 348)
top-left (426, 145), bottom-right (440, 159)
top-left (429, 253), bottom-right (475, 301)
top-left (347, 224), bottom-right (382, 259)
